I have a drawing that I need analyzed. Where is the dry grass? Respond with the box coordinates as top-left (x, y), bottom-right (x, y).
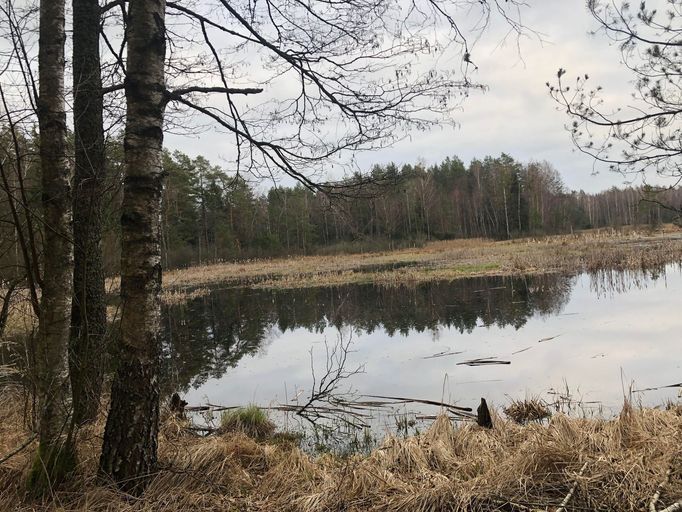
top-left (504, 398), bottom-right (553, 425)
top-left (148, 227), bottom-right (682, 293)
top-left (1, 288), bottom-right (37, 336)
top-left (159, 286), bottom-right (211, 305)
top-left (2, 390), bottom-right (681, 511)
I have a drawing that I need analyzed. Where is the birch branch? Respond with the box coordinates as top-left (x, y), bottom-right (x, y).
top-left (660, 501), bottom-right (682, 512)
top-left (555, 461), bottom-right (589, 512)
top-left (650, 469), bottom-right (673, 512)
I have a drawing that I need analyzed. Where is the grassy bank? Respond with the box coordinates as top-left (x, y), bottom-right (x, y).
top-left (157, 227), bottom-right (682, 292)
top-left (6, 229), bottom-right (680, 330)
top-left (1, 391), bottom-right (680, 511)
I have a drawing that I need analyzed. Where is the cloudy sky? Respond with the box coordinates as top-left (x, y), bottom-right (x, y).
top-left (165, 1), bottom-right (662, 194)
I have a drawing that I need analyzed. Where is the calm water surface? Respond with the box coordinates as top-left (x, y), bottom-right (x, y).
top-left (162, 265), bottom-right (681, 422)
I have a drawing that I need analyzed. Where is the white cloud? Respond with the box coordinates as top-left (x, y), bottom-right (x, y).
top-left (166, 1), bottom-right (677, 193)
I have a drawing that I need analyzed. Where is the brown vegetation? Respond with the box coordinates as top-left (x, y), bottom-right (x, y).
top-left (1, 390), bottom-right (680, 511)
top-left (504, 398), bottom-right (553, 425)
top-left (156, 227), bottom-right (682, 292)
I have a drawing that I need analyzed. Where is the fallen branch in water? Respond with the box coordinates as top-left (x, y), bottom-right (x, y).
top-left (635, 382), bottom-right (682, 392)
top-left (363, 394), bottom-right (474, 417)
top-left (457, 357), bottom-right (511, 366)
top-left (538, 334), bottom-right (562, 343)
top-left (422, 350), bottom-right (464, 360)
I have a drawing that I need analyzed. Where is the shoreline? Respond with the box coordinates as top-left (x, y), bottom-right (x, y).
top-left (154, 227), bottom-right (682, 295)
top-left (1, 391), bottom-right (680, 511)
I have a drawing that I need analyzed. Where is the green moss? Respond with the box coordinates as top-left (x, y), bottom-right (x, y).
top-left (25, 440), bottom-right (77, 497)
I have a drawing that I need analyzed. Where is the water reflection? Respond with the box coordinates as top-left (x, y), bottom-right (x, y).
top-left (162, 273), bottom-right (574, 392)
top-left (161, 266), bottom-right (681, 416)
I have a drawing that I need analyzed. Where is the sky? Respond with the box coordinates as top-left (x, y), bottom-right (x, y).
top-left (164, 1), bottom-right (666, 194)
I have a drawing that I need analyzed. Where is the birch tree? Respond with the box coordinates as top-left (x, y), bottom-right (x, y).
top-left (27, 0), bottom-right (75, 492)
top-left (99, 0), bottom-right (168, 493)
top-left (97, 0), bottom-right (530, 492)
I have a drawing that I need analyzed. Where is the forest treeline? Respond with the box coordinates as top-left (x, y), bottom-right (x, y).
top-left (159, 151), bottom-right (682, 267)
top-left (2, 139), bottom-right (680, 278)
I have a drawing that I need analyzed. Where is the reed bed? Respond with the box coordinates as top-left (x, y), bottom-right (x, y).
top-left (152, 228), bottom-right (682, 292)
top-left (2, 391), bottom-right (680, 512)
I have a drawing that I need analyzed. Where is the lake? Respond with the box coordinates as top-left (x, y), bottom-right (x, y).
top-left (161, 264), bottom-right (681, 435)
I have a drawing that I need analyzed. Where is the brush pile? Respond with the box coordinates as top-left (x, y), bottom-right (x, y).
top-left (1, 391), bottom-right (680, 511)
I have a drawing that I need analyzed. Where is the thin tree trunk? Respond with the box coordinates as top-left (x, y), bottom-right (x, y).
top-left (503, 187), bottom-right (511, 239)
top-left (28, 0), bottom-right (75, 492)
top-left (99, 0), bottom-right (167, 494)
top-left (0, 280), bottom-right (18, 337)
top-left (70, 0), bottom-right (107, 427)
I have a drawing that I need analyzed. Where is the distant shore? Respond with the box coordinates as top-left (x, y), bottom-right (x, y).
top-left (153, 225), bottom-right (682, 298)
top-left (6, 226), bottom-right (681, 332)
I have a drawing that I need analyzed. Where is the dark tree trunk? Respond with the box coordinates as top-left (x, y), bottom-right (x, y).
top-left (70, 0), bottom-right (106, 427)
top-left (99, 0), bottom-right (167, 494)
top-left (28, 0), bottom-right (76, 493)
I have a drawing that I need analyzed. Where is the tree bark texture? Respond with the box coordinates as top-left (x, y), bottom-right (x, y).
top-left (99, 0), bottom-right (167, 494)
top-left (70, 0), bottom-right (107, 427)
top-left (29, 0), bottom-right (75, 491)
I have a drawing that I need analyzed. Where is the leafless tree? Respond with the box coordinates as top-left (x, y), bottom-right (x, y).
top-left (96, 0), bottom-right (531, 195)
top-left (70, 0), bottom-right (108, 427)
top-left (27, 0), bottom-right (75, 493)
top-left (98, 0), bottom-right (168, 494)
top-left (549, 0), bottom-right (682, 214)
top-left (97, 0), bottom-right (531, 492)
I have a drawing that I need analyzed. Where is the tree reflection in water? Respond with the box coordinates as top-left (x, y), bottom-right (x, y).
top-left (160, 273), bottom-right (575, 393)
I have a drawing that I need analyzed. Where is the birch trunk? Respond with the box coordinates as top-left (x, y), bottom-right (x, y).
top-left (28, 0), bottom-right (75, 492)
top-left (70, 0), bottom-right (106, 426)
top-left (99, 0), bottom-right (167, 493)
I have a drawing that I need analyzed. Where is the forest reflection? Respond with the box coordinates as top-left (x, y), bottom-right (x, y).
top-left (161, 273), bottom-right (576, 392)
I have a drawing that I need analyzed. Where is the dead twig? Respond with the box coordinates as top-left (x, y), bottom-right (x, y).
top-left (457, 357), bottom-right (511, 366)
top-left (0, 433), bottom-right (36, 465)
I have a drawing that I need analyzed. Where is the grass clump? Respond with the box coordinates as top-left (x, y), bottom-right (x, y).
top-left (220, 405), bottom-right (276, 440)
top-left (504, 398), bottom-right (552, 424)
